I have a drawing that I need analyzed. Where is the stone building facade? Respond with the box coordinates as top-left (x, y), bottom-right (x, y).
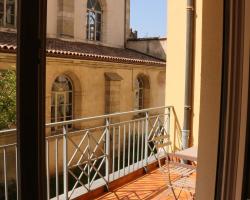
top-left (0, 0), bottom-right (166, 180)
top-left (0, 0), bottom-right (166, 131)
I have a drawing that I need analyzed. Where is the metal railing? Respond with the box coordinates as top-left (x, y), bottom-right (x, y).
top-left (0, 106), bottom-right (182, 200)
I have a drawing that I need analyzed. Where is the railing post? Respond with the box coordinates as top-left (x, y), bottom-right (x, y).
top-left (105, 117), bottom-right (110, 190)
top-left (144, 112), bottom-right (149, 169)
top-left (3, 147), bottom-right (8, 200)
top-left (167, 108), bottom-right (171, 152)
top-left (87, 131), bottom-right (90, 191)
top-left (63, 126), bottom-right (68, 200)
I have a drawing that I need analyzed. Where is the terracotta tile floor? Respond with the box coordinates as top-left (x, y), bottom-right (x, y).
top-left (95, 167), bottom-right (196, 200)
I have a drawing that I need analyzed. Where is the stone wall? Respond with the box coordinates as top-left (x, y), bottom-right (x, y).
top-left (0, 52), bottom-right (166, 180)
top-left (126, 38), bottom-right (167, 61)
top-left (47, 0), bottom-right (128, 48)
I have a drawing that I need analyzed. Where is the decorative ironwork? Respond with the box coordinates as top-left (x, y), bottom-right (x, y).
top-left (0, 106), bottom-right (182, 200)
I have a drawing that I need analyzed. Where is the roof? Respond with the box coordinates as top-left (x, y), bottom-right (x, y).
top-left (128, 37), bottom-right (167, 42)
top-left (0, 32), bottom-right (165, 66)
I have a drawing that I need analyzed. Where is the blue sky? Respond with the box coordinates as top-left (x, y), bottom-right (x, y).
top-left (130, 0), bottom-right (167, 38)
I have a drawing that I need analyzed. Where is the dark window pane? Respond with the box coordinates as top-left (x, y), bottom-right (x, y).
top-left (51, 106), bottom-right (55, 118)
top-left (88, 0), bottom-right (97, 9)
top-left (66, 105), bottom-right (72, 116)
top-left (67, 124), bottom-right (72, 129)
top-left (65, 92), bottom-right (72, 105)
top-left (96, 13), bottom-right (101, 22)
top-left (57, 106), bottom-right (64, 118)
top-left (51, 94), bottom-right (55, 106)
top-left (95, 2), bottom-right (101, 11)
top-left (66, 116), bottom-right (72, 121)
top-left (0, 0), bottom-right (3, 11)
top-left (96, 22), bottom-right (101, 32)
top-left (0, 0), bottom-right (4, 26)
top-left (6, 0), bottom-right (15, 26)
top-left (0, 13), bottom-right (3, 26)
top-left (96, 32), bottom-right (101, 41)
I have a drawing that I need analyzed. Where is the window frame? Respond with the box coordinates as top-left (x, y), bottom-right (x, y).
top-left (134, 76), bottom-right (144, 110)
top-left (86, 0), bottom-right (102, 41)
top-left (16, 0), bottom-right (47, 198)
top-left (0, 0), bottom-right (17, 28)
top-left (51, 75), bottom-right (74, 133)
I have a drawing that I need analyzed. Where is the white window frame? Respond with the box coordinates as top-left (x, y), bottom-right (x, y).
top-left (51, 75), bottom-right (73, 133)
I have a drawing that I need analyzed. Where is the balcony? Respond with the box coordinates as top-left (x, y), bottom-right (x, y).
top-left (0, 106), bottom-right (195, 200)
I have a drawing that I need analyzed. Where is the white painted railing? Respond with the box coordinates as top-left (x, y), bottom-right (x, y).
top-left (0, 106), bottom-right (182, 200)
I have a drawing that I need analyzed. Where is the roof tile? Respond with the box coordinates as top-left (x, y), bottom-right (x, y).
top-left (0, 32), bottom-right (165, 66)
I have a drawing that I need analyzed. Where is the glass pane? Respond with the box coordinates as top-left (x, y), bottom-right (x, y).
top-left (51, 94), bottom-right (55, 106)
top-left (87, 0), bottom-right (91, 8)
top-left (6, 0), bottom-right (15, 26)
top-left (135, 90), bottom-right (139, 110)
top-left (0, 0), bottom-right (3, 26)
top-left (96, 13), bottom-right (101, 23)
top-left (57, 106), bottom-right (65, 118)
top-left (52, 75), bottom-right (72, 92)
top-left (66, 116), bottom-right (72, 121)
top-left (138, 77), bottom-right (144, 88)
top-left (89, 12), bottom-right (95, 24)
top-left (96, 32), bottom-right (101, 41)
top-left (66, 105), bottom-right (72, 117)
top-left (66, 92), bottom-right (72, 104)
top-left (87, 0), bottom-right (97, 9)
top-left (57, 94), bottom-right (65, 105)
top-left (51, 106), bottom-right (55, 118)
top-left (95, 1), bottom-right (101, 11)
top-left (96, 21), bottom-right (101, 32)
top-left (51, 127), bottom-right (56, 133)
top-left (67, 124), bottom-right (72, 129)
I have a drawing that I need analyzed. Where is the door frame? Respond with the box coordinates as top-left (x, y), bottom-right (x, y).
top-left (215, 0), bottom-right (250, 199)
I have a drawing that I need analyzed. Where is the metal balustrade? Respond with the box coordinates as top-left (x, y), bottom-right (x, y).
top-left (0, 106), bottom-right (182, 200)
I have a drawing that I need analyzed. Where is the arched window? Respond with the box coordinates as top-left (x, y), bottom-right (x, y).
top-left (134, 75), bottom-right (150, 110)
top-left (87, 0), bottom-right (102, 41)
top-left (135, 76), bottom-right (144, 110)
top-left (51, 75), bottom-right (73, 132)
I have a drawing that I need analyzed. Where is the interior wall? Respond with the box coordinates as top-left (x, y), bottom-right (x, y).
top-left (195, 0), bottom-right (224, 199)
top-left (166, 0), bottom-right (224, 199)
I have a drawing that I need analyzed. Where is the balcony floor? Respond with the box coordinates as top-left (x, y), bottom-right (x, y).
top-left (95, 166), bottom-right (196, 200)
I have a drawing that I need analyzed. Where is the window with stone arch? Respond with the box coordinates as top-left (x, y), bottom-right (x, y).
top-left (134, 75), bottom-right (150, 110)
top-left (135, 76), bottom-right (144, 110)
top-left (87, 0), bottom-right (102, 41)
top-left (51, 75), bottom-right (73, 133)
